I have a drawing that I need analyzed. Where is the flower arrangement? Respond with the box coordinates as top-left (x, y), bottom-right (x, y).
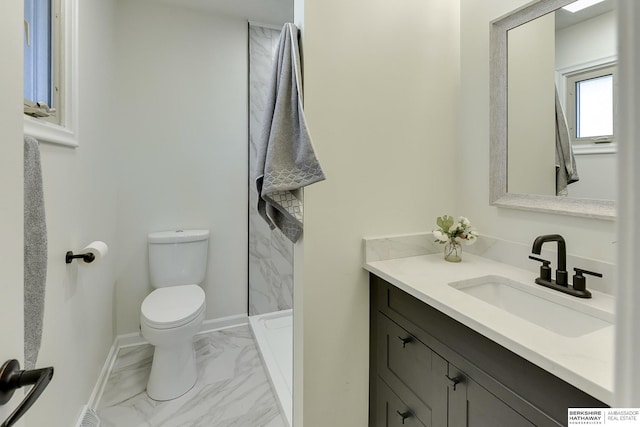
top-left (433, 215), bottom-right (478, 246)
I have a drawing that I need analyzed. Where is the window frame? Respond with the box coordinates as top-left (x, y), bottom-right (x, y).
top-left (24, 0), bottom-right (78, 148)
top-left (563, 61), bottom-right (617, 154)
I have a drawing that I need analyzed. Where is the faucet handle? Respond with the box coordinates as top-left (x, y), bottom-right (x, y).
top-left (572, 268), bottom-right (602, 295)
top-left (529, 255), bottom-right (551, 281)
top-left (573, 267), bottom-right (603, 278)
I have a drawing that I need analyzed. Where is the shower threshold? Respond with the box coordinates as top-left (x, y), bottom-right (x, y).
top-left (249, 309), bottom-right (292, 427)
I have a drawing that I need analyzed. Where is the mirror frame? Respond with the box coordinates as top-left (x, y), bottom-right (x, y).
top-left (490, 0), bottom-right (615, 220)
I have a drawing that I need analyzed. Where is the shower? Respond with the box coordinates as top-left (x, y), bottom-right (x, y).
top-left (247, 23), bottom-right (293, 427)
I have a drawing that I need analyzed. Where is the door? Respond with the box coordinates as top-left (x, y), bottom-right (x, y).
top-left (0, 1), bottom-right (27, 425)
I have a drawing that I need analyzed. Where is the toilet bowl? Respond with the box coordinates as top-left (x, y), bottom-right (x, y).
top-left (141, 229), bottom-right (210, 401)
top-left (141, 284), bottom-right (205, 401)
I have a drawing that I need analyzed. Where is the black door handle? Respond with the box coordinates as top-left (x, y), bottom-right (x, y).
top-left (0, 359), bottom-right (54, 427)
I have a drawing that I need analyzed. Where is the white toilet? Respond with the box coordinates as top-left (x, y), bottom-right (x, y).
top-left (140, 229), bottom-right (209, 401)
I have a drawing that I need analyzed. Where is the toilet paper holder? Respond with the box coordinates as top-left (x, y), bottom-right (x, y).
top-left (65, 251), bottom-right (95, 264)
top-left (65, 241), bottom-right (108, 264)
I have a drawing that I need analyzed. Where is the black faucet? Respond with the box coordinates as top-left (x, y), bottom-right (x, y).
top-left (532, 234), bottom-right (568, 285)
top-left (529, 234), bottom-right (601, 299)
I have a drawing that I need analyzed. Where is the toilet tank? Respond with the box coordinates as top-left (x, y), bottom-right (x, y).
top-left (148, 229), bottom-right (209, 288)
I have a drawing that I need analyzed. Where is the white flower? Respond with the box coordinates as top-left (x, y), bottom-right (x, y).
top-left (433, 215), bottom-right (479, 247)
top-left (433, 230), bottom-right (448, 243)
top-left (464, 232), bottom-right (478, 245)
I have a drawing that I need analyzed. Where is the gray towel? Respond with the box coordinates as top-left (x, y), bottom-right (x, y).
top-left (555, 88), bottom-right (579, 196)
top-left (24, 136), bottom-right (47, 370)
top-left (255, 23), bottom-right (326, 243)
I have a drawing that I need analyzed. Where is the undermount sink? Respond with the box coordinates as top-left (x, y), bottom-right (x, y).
top-left (449, 275), bottom-right (613, 338)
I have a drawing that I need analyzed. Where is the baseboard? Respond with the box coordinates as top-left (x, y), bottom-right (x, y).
top-left (86, 337), bottom-right (121, 410)
top-left (199, 313), bottom-right (248, 335)
top-left (83, 313), bottom-right (249, 413)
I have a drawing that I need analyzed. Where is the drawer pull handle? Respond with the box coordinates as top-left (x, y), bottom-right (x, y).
top-left (446, 374), bottom-right (462, 391)
top-left (397, 336), bottom-right (413, 348)
top-left (396, 410), bottom-right (412, 424)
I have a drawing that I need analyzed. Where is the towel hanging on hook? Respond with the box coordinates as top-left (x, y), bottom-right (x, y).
top-left (23, 136), bottom-right (47, 371)
top-left (255, 23), bottom-right (326, 243)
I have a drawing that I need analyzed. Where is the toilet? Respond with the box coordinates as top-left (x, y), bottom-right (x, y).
top-left (140, 229), bottom-right (209, 401)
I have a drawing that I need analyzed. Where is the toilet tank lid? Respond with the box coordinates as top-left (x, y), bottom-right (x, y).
top-left (148, 229), bottom-right (209, 244)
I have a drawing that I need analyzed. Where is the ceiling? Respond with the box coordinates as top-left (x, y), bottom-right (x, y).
top-left (555, 0), bottom-right (615, 30)
top-left (154, 0), bottom-right (293, 26)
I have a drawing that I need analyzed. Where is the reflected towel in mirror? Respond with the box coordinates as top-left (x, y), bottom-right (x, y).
top-left (555, 87), bottom-right (579, 196)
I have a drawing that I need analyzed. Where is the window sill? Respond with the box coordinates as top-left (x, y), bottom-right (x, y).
top-left (24, 115), bottom-right (78, 148)
top-left (573, 142), bottom-right (617, 155)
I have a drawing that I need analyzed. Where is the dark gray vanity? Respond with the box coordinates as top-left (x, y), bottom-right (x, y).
top-left (369, 274), bottom-right (607, 427)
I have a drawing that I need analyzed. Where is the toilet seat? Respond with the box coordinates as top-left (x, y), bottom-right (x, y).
top-left (141, 284), bottom-right (205, 329)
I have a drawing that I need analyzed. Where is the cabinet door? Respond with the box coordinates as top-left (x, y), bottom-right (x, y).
top-left (448, 365), bottom-right (535, 427)
top-left (376, 378), bottom-right (428, 427)
top-left (377, 313), bottom-right (448, 427)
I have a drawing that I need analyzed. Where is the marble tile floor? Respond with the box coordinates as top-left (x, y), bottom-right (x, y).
top-left (97, 324), bottom-right (286, 427)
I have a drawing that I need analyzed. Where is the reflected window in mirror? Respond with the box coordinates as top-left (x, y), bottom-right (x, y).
top-left (565, 64), bottom-right (616, 145)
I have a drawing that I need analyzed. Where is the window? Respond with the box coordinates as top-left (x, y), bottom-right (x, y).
top-left (24, 0), bottom-right (60, 123)
top-left (23, 0), bottom-right (78, 147)
top-left (566, 64), bottom-right (616, 145)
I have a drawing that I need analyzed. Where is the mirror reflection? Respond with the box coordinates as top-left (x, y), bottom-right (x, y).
top-left (507, 0), bottom-right (616, 201)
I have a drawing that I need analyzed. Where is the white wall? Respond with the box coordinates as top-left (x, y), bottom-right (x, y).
top-left (556, 10), bottom-right (616, 71)
top-left (0, 1), bottom-right (26, 425)
top-left (24, 0), bottom-right (119, 425)
top-left (569, 153), bottom-right (616, 200)
top-left (114, 0), bottom-right (249, 335)
top-left (459, 0), bottom-right (616, 264)
top-left (299, 0), bottom-right (460, 425)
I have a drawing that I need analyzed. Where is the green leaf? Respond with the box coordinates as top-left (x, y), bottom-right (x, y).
top-left (436, 215), bottom-right (454, 232)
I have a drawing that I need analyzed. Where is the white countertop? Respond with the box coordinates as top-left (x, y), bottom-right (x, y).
top-left (365, 252), bottom-right (614, 404)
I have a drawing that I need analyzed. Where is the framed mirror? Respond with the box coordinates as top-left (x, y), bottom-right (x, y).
top-left (490, 0), bottom-right (616, 220)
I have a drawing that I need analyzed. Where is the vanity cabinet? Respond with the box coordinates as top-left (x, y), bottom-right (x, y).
top-left (369, 274), bottom-right (607, 427)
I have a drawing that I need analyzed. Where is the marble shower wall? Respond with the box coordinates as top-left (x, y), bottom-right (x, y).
top-left (248, 25), bottom-right (293, 316)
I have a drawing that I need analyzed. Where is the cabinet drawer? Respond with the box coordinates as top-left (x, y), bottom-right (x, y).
top-left (375, 377), bottom-right (428, 427)
top-left (448, 364), bottom-right (536, 427)
top-left (377, 313), bottom-right (447, 427)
